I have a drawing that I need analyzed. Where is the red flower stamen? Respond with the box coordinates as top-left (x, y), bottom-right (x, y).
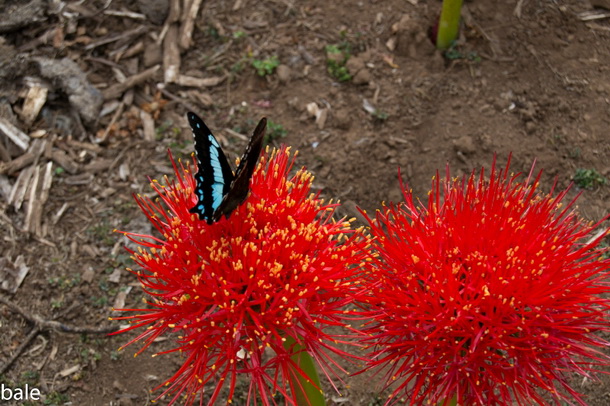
top-left (360, 156), bottom-right (610, 406)
top-left (113, 146), bottom-right (369, 405)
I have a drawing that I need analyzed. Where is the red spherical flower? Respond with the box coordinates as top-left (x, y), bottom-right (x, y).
top-left (114, 146), bottom-right (368, 405)
top-left (360, 157), bottom-right (610, 406)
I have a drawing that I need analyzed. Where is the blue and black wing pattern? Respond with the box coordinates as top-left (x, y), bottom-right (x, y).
top-left (213, 117), bottom-right (266, 222)
top-left (187, 112), bottom-right (267, 224)
top-left (187, 112), bottom-right (234, 224)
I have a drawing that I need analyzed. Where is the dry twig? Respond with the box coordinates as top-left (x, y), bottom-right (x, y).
top-left (84, 25), bottom-right (147, 51)
top-left (0, 294), bottom-right (118, 334)
top-left (163, 25), bottom-right (181, 83)
top-left (0, 117), bottom-right (30, 151)
top-left (102, 64), bottom-right (160, 100)
top-left (179, 0), bottom-right (204, 50)
top-left (0, 293), bottom-right (118, 374)
top-left (514, 0), bottom-right (527, 18)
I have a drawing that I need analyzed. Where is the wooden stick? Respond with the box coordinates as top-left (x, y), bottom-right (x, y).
top-left (0, 294), bottom-right (119, 334)
top-left (179, 0), bottom-right (204, 50)
top-left (84, 25), bottom-right (147, 51)
top-left (0, 151), bottom-right (35, 175)
top-left (174, 74), bottom-right (225, 87)
top-left (33, 161), bottom-right (54, 236)
top-left (0, 117), bottom-right (30, 151)
top-left (0, 293), bottom-right (119, 374)
top-left (8, 166), bottom-right (34, 210)
top-left (98, 101), bottom-right (125, 142)
top-left (0, 326), bottom-right (40, 375)
top-left (156, 84), bottom-right (200, 112)
top-left (514, 0), bottom-right (526, 18)
top-left (167, 0), bottom-right (182, 24)
top-left (21, 85), bottom-right (48, 125)
top-left (24, 164), bottom-right (40, 233)
top-left (102, 64), bottom-right (160, 100)
top-left (103, 9), bottom-right (146, 20)
top-left (163, 25), bottom-right (181, 83)
top-left (139, 109), bottom-right (156, 142)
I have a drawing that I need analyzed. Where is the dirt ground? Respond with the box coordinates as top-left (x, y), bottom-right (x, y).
top-left (1, 0), bottom-right (609, 405)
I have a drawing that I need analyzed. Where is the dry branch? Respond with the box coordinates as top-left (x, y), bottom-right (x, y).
top-left (179, 0), bottom-right (204, 50)
top-left (21, 85), bottom-right (48, 125)
top-left (102, 64), bottom-right (160, 100)
top-left (23, 163), bottom-right (52, 236)
top-left (8, 166), bottom-right (34, 210)
top-left (119, 40), bottom-right (145, 60)
top-left (98, 101), bottom-right (125, 142)
top-left (84, 25), bottom-right (147, 51)
top-left (0, 117), bottom-right (30, 151)
top-left (34, 162), bottom-right (54, 236)
top-left (577, 10), bottom-right (610, 21)
top-left (0, 326), bottom-right (40, 375)
top-left (0, 151), bottom-right (35, 175)
top-left (0, 256), bottom-right (29, 294)
top-left (514, 0), bottom-right (526, 18)
top-left (156, 84), bottom-right (201, 112)
top-left (0, 294), bottom-right (118, 334)
top-left (23, 164), bottom-right (40, 233)
top-left (48, 149), bottom-right (79, 174)
top-left (174, 74), bottom-right (225, 87)
top-left (1, 138), bottom-right (46, 177)
top-left (103, 9), bottom-right (146, 20)
top-left (163, 25), bottom-right (181, 83)
top-left (167, 0), bottom-right (182, 24)
top-left (140, 109), bottom-right (156, 141)
top-left (0, 293), bottom-right (119, 373)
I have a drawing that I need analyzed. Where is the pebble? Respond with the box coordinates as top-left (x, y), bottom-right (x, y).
top-left (346, 56), bottom-right (365, 74)
top-left (143, 41), bottom-right (162, 67)
top-left (453, 135), bottom-right (476, 155)
top-left (334, 109), bottom-right (351, 130)
top-left (276, 64), bottom-right (291, 83)
top-left (352, 68), bottom-right (371, 85)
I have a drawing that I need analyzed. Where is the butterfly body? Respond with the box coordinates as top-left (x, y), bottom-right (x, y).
top-left (188, 112), bottom-right (266, 224)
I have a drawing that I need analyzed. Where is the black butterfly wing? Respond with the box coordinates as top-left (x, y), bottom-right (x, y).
top-left (187, 112), bottom-right (235, 224)
top-left (212, 117), bottom-right (267, 222)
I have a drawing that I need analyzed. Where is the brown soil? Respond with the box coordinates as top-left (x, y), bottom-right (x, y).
top-left (1, 0), bottom-right (609, 405)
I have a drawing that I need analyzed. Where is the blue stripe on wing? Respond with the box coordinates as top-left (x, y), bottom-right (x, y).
top-left (187, 112), bottom-right (234, 224)
top-left (187, 112), bottom-right (266, 225)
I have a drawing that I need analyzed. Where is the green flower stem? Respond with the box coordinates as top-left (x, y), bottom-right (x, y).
top-left (283, 335), bottom-right (326, 406)
top-left (438, 395), bottom-right (457, 406)
top-left (436, 0), bottom-right (464, 50)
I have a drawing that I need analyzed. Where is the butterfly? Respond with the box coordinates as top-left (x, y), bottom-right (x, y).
top-left (187, 112), bottom-right (267, 224)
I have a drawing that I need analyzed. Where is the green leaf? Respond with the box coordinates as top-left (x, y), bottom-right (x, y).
top-left (438, 395), bottom-right (457, 406)
top-left (283, 335), bottom-right (326, 406)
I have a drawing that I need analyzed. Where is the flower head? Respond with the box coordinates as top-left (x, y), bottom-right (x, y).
top-left (114, 146), bottom-right (368, 405)
top-left (361, 157), bottom-right (610, 405)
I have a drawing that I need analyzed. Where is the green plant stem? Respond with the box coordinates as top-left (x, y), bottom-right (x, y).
top-left (436, 0), bottom-right (464, 50)
top-left (283, 335), bottom-right (326, 406)
top-left (438, 395), bottom-right (458, 406)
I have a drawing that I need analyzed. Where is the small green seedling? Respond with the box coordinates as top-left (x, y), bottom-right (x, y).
top-left (444, 43), bottom-right (481, 62)
top-left (252, 56), bottom-right (280, 77)
top-left (265, 120), bottom-right (288, 144)
top-left (372, 110), bottom-right (389, 121)
top-left (573, 168), bottom-right (607, 190)
top-left (325, 44), bottom-right (352, 82)
top-left (44, 391), bottom-right (69, 405)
